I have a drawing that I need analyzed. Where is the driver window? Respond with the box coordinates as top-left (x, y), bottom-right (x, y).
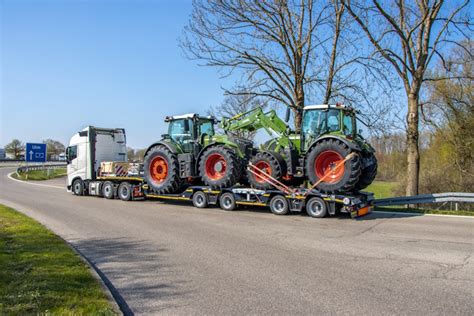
top-left (199, 121), bottom-right (214, 136)
top-left (169, 119), bottom-right (193, 144)
top-left (343, 113), bottom-right (353, 135)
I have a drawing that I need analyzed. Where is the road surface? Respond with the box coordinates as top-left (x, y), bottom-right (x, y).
top-left (1, 167), bottom-right (472, 315)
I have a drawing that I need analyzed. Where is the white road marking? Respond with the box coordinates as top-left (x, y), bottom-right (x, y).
top-left (7, 172), bottom-right (65, 190)
top-left (373, 210), bottom-right (474, 219)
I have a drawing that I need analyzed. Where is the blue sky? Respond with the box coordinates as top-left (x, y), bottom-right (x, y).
top-left (1, 0), bottom-right (232, 148)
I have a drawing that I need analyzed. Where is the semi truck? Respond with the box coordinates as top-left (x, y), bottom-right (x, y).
top-left (65, 126), bottom-right (373, 218)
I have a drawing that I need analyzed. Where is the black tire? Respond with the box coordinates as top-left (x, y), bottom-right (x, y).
top-left (269, 195), bottom-right (289, 215)
top-left (305, 139), bottom-right (361, 192)
top-left (247, 151), bottom-right (286, 190)
top-left (192, 191), bottom-right (208, 208)
top-left (102, 181), bottom-right (115, 199)
top-left (72, 179), bottom-right (84, 196)
top-left (118, 182), bottom-right (132, 201)
top-left (144, 145), bottom-right (183, 194)
top-left (199, 145), bottom-right (240, 189)
top-left (219, 192), bottom-right (236, 211)
top-left (306, 197), bottom-right (327, 218)
top-left (354, 152), bottom-right (378, 191)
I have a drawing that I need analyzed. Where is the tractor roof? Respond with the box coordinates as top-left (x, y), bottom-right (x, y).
top-left (303, 104), bottom-right (349, 110)
top-left (165, 113), bottom-right (215, 122)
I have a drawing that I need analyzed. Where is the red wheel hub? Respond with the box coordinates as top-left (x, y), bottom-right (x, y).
top-left (254, 161), bottom-right (272, 183)
top-left (314, 150), bottom-right (345, 183)
top-left (150, 156), bottom-right (168, 183)
top-left (205, 153), bottom-right (227, 180)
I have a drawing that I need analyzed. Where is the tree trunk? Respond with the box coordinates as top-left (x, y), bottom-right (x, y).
top-left (406, 93), bottom-right (420, 198)
top-left (294, 80), bottom-right (305, 129)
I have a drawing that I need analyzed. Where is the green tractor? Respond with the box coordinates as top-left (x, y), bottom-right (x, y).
top-left (143, 114), bottom-right (252, 193)
top-left (221, 104), bottom-right (377, 192)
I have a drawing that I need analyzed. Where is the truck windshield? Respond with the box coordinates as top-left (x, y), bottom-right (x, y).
top-left (302, 109), bottom-right (340, 137)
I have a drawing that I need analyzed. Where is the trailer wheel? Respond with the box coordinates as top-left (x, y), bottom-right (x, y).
top-left (269, 195), bottom-right (289, 215)
top-left (219, 192), bottom-right (236, 211)
top-left (102, 181), bottom-right (115, 199)
top-left (306, 197), bottom-right (327, 218)
top-left (72, 179), bottom-right (84, 196)
top-left (118, 182), bottom-right (132, 201)
top-left (192, 191), bottom-right (208, 208)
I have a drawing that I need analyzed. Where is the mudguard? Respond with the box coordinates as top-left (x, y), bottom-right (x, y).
top-left (144, 141), bottom-right (179, 157)
top-left (307, 135), bottom-right (361, 153)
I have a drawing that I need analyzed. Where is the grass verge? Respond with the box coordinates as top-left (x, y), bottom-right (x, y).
top-left (366, 181), bottom-right (398, 199)
top-left (12, 168), bottom-right (66, 181)
top-left (0, 204), bottom-right (116, 314)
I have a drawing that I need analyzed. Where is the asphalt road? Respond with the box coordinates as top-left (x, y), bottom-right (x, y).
top-left (1, 167), bottom-right (473, 315)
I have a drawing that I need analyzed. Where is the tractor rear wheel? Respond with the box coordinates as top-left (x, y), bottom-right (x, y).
top-left (354, 152), bottom-right (378, 191)
top-left (199, 145), bottom-right (240, 189)
top-left (144, 145), bottom-right (183, 194)
top-left (306, 139), bottom-right (361, 192)
top-left (247, 151), bottom-right (285, 190)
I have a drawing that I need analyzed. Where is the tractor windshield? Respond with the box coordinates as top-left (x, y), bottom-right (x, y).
top-left (342, 111), bottom-right (355, 136)
top-left (302, 109), bottom-right (340, 137)
top-left (168, 119), bottom-right (194, 147)
top-left (198, 120), bottom-right (215, 136)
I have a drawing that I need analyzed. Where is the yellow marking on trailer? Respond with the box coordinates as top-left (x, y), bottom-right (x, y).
top-left (236, 201), bottom-right (266, 207)
top-left (263, 194), bottom-right (270, 197)
top-left (285, 195), bottom-right (305, 199)
top-left (146, 194), bottom-right (189, 201)
top-left (185, 189), bottom-right (193, 192)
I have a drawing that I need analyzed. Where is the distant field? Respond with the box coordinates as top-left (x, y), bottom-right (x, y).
top-left (0, 204), bottom-right (115, 314)
top-left (13, 168), bottom-right (66, 181)
top-left (366, 181), bottom-right (397, 199)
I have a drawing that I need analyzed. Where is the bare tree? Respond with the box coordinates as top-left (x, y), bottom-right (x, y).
top-left (43, 139), bottom-right (65, 161)
top-left (342, 0), bottom-right (471, 196)
top-left (4, 139), bottom-right (25, 159)
top-left (182, 0), bottom-right (378, 128)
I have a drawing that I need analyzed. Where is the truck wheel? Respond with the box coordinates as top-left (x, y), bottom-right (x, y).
top-left (102, 181), bottom-right (115, 199)
top-left (305, 139), bottom-right (361, 192)
top-left (219, 192), bottom-right (236, 211)
top-left (118, 182), bottom-right (132, 201)
top-left (144, 145), bottom-right (183, 194)
top-left (247, 151), bottom-right (285, 190)
top-left (192, 191), bottom-right (208, 208)
top-left (354, 153), bottom-right (378, 191)
top-left (269, 195), bottom-right (289, 215)
top-left (199, 145), bottom-right (240, 189)
top-left (72, 179), bottom-right (84, 196)
top-left (306, 197), bottom-right (327, 218)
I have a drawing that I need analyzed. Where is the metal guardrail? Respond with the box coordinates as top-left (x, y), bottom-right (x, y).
top-left (17, 163), bottom-right (67, 173)
top-left (375, 192), bottom-right (474, 206)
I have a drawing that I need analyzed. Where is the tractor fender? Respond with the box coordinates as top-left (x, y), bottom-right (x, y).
top-left (307, 135), bottom-right (361, 154)
top-left (144, 141), bottom-right (179, 158)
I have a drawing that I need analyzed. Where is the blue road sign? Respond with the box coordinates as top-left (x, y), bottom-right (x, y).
top-left (26, 143), bottom-right (47, 162)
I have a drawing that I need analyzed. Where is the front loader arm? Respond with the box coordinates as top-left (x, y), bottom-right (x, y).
top-left (221, 107), bottom-right (289, 141)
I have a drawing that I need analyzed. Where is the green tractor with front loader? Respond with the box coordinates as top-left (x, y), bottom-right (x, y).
top-left (221, 104), bottom-right (377, 192)
top-left (143, 113), bottom-right (252, 193)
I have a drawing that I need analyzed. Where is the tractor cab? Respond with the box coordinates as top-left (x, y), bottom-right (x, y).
top-left (301, 104), bottom-right (358, 149)
top-left (164, 114), bottom-right (215, 153)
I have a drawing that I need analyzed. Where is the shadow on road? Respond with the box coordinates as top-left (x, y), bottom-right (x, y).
top-left (72, 237), bottom-right (190, 315)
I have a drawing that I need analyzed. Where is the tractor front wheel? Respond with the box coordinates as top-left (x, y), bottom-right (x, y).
top-left (247, 151), bottom-right (285, 190)
top-left (199, 145), bottom-right (240, 189)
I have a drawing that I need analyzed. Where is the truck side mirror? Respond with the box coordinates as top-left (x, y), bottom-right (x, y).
top-left (285, 107), bottom-right (291, 122)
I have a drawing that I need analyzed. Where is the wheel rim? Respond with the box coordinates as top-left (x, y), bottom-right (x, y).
top-left (121, 186), bottom-right (128, 197)
top-left (150, 156), bottom-right (168, 183)
top-left (223, 195), bottom-right (232, 208)
top-left (104, 185), bottom-right (111, 195)
top-left (205, 153), bottom-right (227, 180)
top-left (314, 150), bottom-right (345, 183)
top-left (74, 182), bottom-right (81, 193)
top-left (308, 200), bottom-right (323, 216)
top-left (254, 161), bottom-right (272, 183)
top-left (273, 198), bottom-right (285, 213)
top-left (196, 194), bottom-right (204, 206)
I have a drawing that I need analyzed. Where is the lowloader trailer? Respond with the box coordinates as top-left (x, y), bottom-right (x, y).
top-left (66, 126), bottom-right (374, 219)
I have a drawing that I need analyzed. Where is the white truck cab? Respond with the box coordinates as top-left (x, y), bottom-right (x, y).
top-left (66, 126), bottom-right (127, 191)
